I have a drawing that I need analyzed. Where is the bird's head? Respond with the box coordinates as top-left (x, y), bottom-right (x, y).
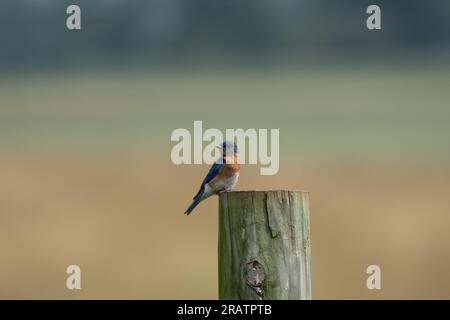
top-left (216, 141), bottom-right (238, 157)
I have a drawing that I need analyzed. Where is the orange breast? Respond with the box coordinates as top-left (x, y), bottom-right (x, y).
top-left (219, 154), bottom-right (240, 177)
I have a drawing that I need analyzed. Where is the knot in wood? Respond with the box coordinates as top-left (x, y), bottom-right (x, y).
top-left (245, 260), bottom-right (265, 298)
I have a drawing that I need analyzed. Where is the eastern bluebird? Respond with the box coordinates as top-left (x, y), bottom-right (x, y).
top-left (184, 141), bottom-right (240, 215)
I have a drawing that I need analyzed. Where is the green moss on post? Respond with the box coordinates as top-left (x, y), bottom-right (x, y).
top-left (218, 191), bottom-right (311, 300)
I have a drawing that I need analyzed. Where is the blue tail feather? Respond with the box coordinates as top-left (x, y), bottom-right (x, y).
top-left (185, 188), bottom-right (205, 215)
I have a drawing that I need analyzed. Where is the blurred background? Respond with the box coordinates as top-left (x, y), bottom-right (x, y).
top-left (1, 0), bottom-right (450, 299)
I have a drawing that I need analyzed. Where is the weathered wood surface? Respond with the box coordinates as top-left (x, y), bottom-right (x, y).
top-left (218, 190), bottom-right (311, 300)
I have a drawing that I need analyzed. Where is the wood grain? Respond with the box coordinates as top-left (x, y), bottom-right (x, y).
top-left (218, 190), bottom-right (311, 300)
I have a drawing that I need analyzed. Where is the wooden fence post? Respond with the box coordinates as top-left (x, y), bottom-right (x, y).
top-left (218, 190), bottom-right (311, 300)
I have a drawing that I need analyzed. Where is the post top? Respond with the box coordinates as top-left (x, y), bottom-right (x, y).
top-left (220, 190), bottom-right (309, 194)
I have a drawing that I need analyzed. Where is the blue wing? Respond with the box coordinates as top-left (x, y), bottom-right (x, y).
top-left (192, 161), bottom-right (223, 199)
top-left (201, 161), bottom-right (223, 186)
top-left (185, 160), bottom-right (223, 215)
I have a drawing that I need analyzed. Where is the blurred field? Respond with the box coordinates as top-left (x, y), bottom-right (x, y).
top-left (1, 68), bottom-right (450, 299)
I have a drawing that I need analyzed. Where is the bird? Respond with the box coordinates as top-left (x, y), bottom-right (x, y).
top-left (184, 141), bottom-right (240, 215)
